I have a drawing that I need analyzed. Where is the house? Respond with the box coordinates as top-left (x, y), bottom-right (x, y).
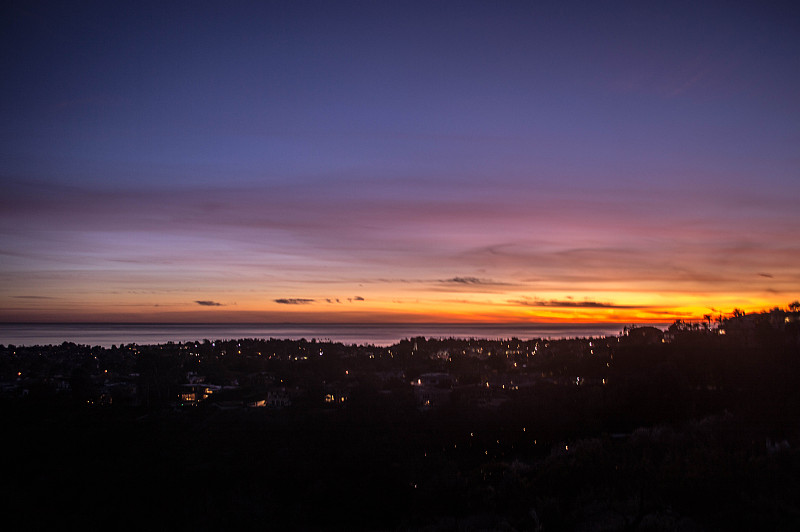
top-left (411, 372), bottom-right (455, 409)
top-left (621, 326), bottom-right (664, 345)
top-left (179, 384), bottom-right (220, 406)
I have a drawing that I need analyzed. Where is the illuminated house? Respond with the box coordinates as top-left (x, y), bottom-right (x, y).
top-left (411, 372), bottom-right (454, 409)
top-left (324, 388), bottom-right (350, 405)
top-left (179, 384), bottom-right (220, 406)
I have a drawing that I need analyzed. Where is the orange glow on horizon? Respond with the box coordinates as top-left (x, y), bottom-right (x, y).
top-left (2, 289), bottom-right (792, 325)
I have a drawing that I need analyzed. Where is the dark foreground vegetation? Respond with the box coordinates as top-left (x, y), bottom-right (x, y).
top-left (2, 307), bottom-right (800, 531)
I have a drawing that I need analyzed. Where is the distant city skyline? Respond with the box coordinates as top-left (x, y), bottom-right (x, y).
top-left (2, 1), bottom-right (798, 323)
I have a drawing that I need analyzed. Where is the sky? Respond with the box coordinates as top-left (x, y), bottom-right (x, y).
top-left (1, 0), bottom-right (799, 324)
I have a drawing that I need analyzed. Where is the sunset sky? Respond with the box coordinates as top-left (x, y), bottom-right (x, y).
top-left (2, 1), bottom-right (798, 323)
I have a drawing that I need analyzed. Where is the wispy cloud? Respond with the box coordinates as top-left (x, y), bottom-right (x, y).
top-left (274, 298), bottom-right (315, 305)
top-left (510, 297), bottom-right (644, 309)
top-left (442, 276), bottom-right (485, 285)
top-left (195, 300), bottom-right (223, 306)
top-left (435, 276), bottom-right (515, 293)
top-left (12, 295), bottom-right (58, 299)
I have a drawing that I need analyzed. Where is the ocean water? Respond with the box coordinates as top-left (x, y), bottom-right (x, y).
top-left (0, 322), bottom-right (660, 348)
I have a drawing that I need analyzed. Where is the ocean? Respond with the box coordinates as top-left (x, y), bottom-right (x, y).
top-left (0, 322), bottom-right (662, 348)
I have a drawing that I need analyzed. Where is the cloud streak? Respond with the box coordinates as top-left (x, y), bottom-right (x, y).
top-left (510, 298), bottom-right (645, 309)
top-left (195, 300), bottom-right (223, 306)
top-left (274, 298), bottom-right (315, 305)
top-left (433, 276), bottom-right (517, 293)
top-left (441, 277), bottom-right (500, 285)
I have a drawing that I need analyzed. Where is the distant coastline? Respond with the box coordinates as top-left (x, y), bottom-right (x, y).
top-left (0, 322), bottom-right (667, 348)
